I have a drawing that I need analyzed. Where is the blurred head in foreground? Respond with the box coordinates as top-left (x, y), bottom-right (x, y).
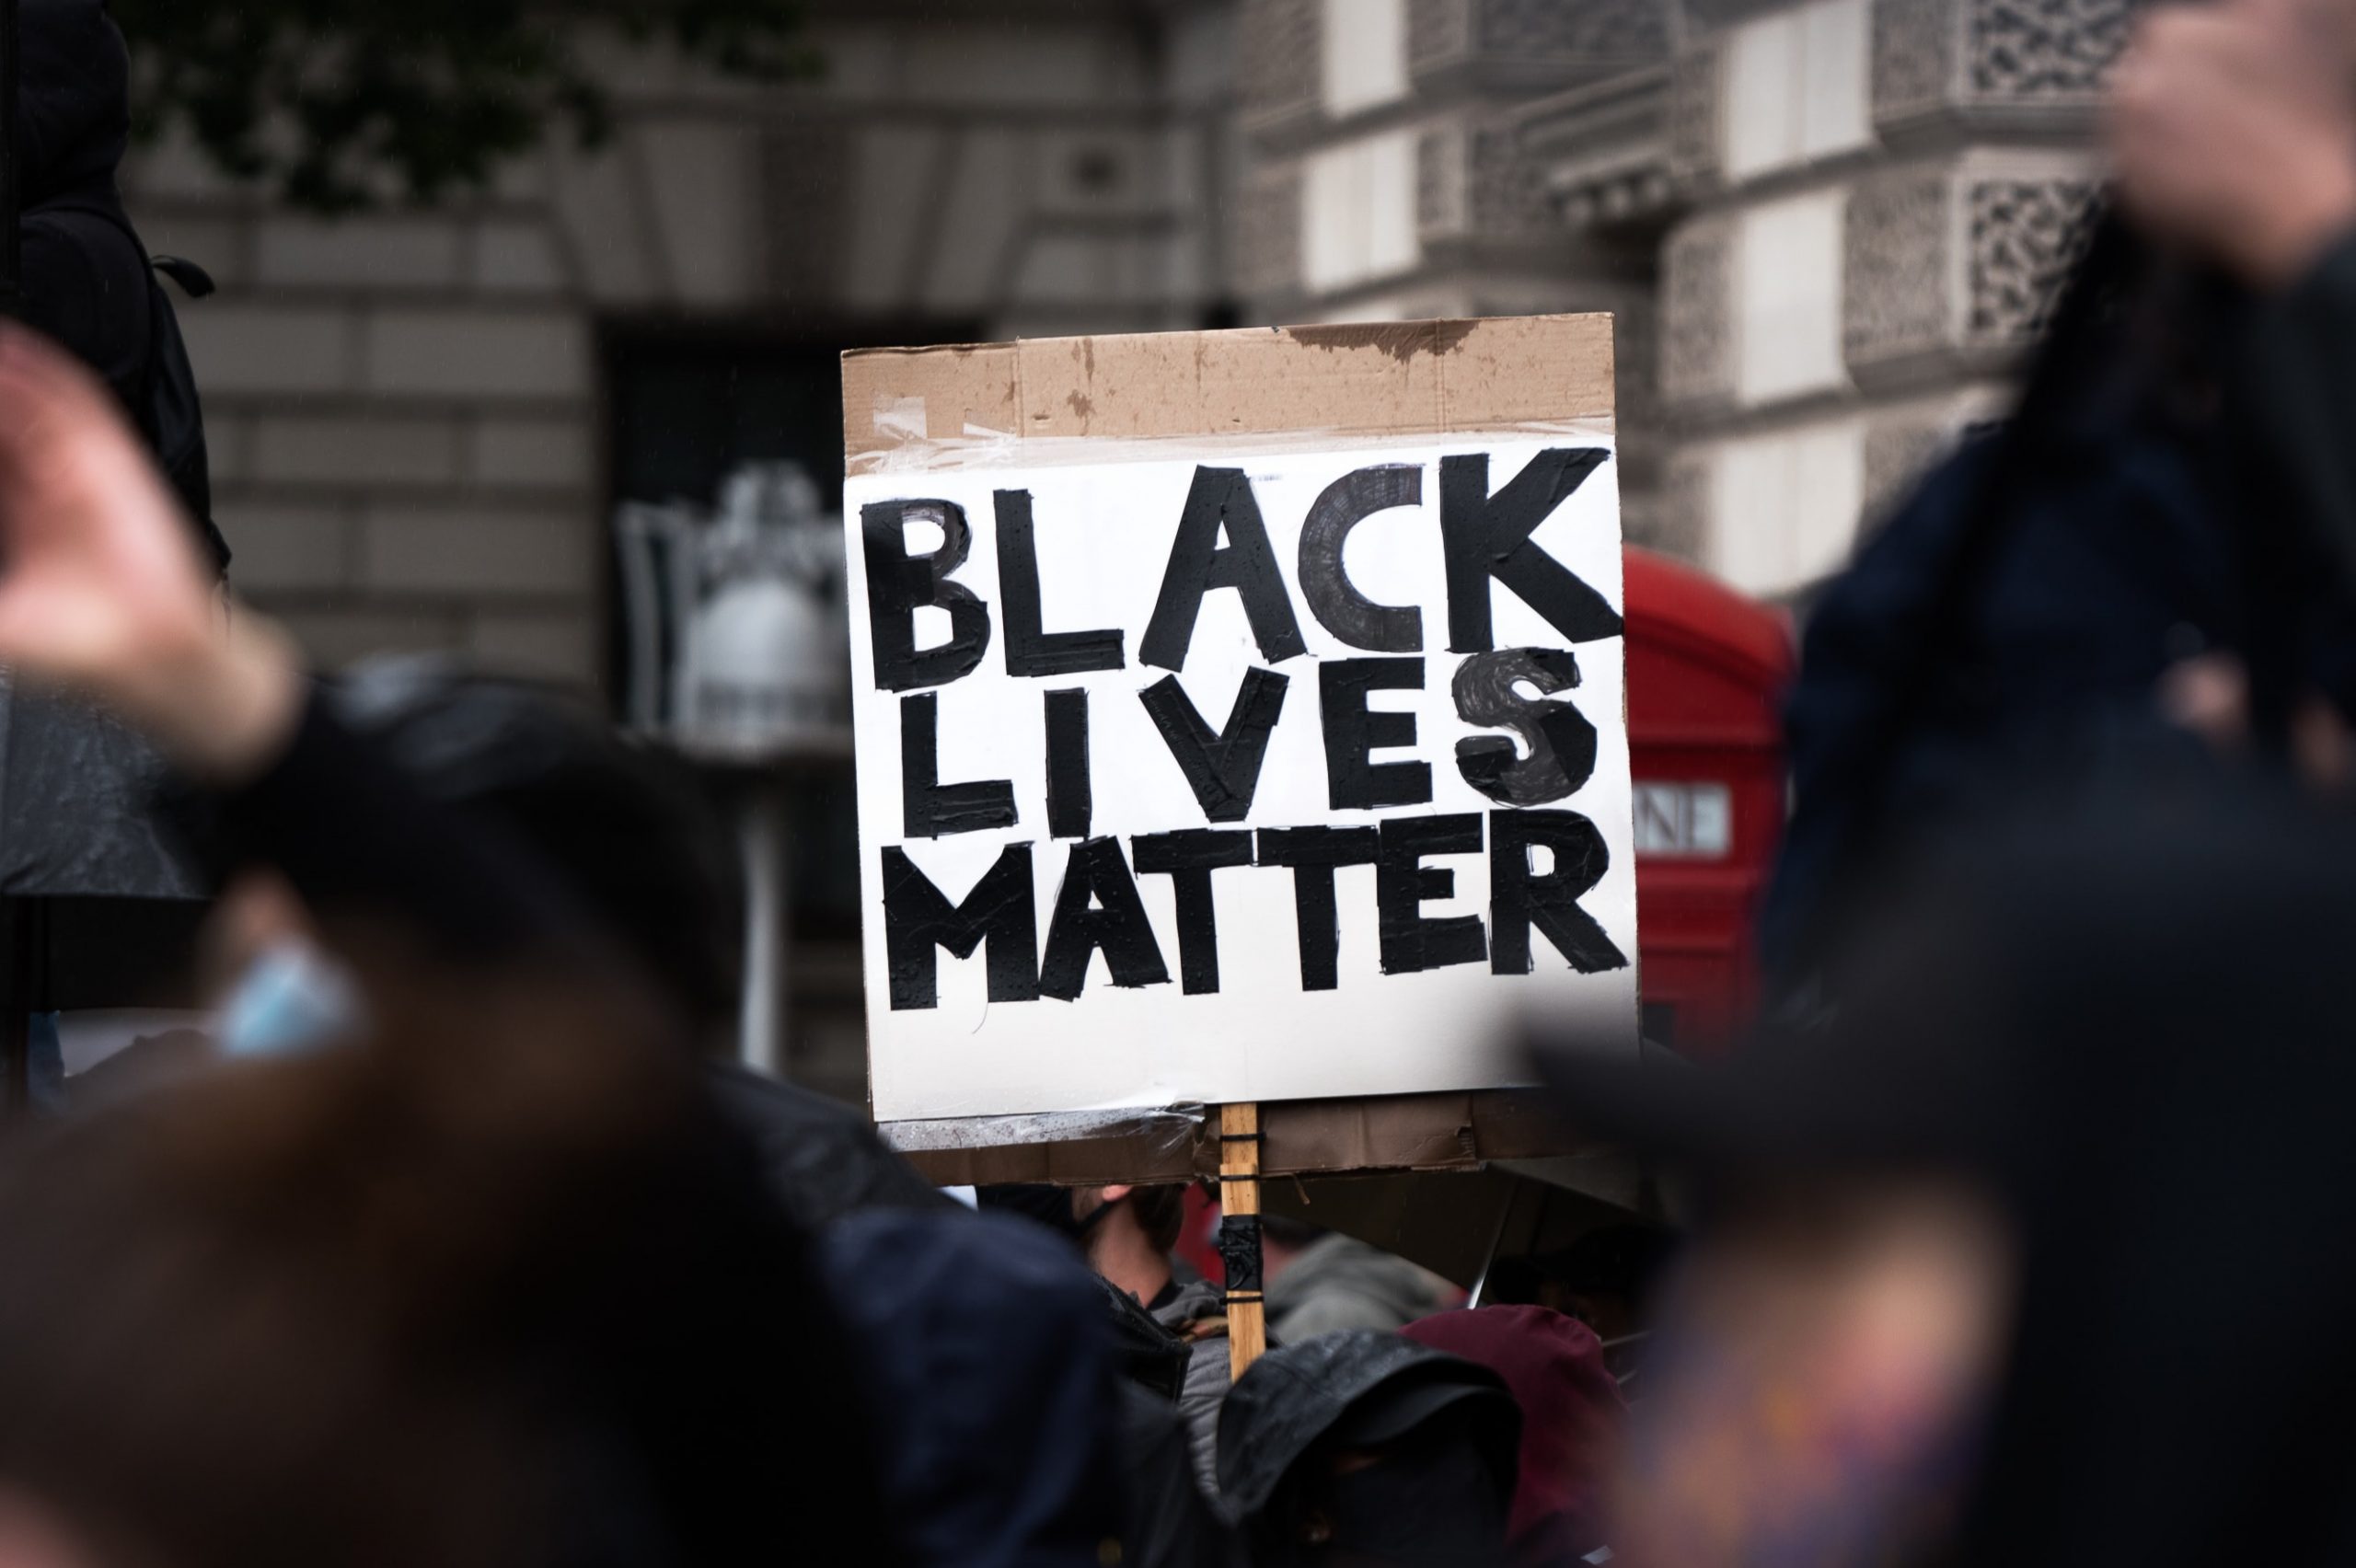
top-left (187, 656), bottom-right (744, 1066)
top-left (1553, 775), bottom-right (2356, 1566)
top-left (0, 963), bottom-right (880, 1568)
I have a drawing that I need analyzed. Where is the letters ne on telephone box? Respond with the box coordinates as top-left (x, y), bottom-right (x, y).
top-left (1623, 547), bottom-right (1793, 1058)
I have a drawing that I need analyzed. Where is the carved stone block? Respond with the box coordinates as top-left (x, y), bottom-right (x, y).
top-left (1966, 177), bottom-right (2096, 344)
top-left (1469, 121), bottom-right (1554, 238)
top-left (1474, 0), bottom-right (1669, 59)
top-left (1418, 122), bottom-right (1470, 238)
top-left (1661, 215), bottom-right (1736, 407)
top-left (1409, 0), bottom-right (1474, 67)
top-left (1968, 0), bottom-right (2130, 98)
top-left (1240, 0), bottom-right (1321, 120)
top-left (1872, 0), bottom-right (1958, 123)
top-left (1844, 169), bottom-right (1954, 366)
top-left (1669, 41), bottom-right (1722, 184)
top-left (1232, 164), bottom-right (1305, 300)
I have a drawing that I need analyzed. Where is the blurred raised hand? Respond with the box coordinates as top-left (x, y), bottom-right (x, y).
top-left (2108, 0), bottom-right (2356, 286)
top-left (0, 325), bottom-right (300, 779)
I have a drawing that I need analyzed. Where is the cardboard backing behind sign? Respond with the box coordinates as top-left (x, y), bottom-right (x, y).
top-left (846, 315), bottom-right (1625, 1178)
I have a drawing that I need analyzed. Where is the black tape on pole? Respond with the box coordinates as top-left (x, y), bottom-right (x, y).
top-left (1133, 829), bottom-right (1254, 995)
top-left (996, 489), bottom-right (1126, 677)
top-left (1318, 658), bottom-right (1432, 811)
top-left (1044, 687), bottom-right (1093, 839)
top-left (1298, 464), bottom-right (1424, 651)
top-left (1377, 814), bottom-right (1488, 975)
top-left (1141, 467), bottom-right (1309, 672)
top-left (1218, 1214), bottom-right (1265, 1295)
top-left (1489, 809), bottom-right (1628, 975)
top-left (900, 692), bottom-right (1018, 838)
top-left (880, 845), bottom-right (1041, 1009)
top-left (861, 498), bottom-right (994, 691)
top-left (1255, 825), bottom-right (1380, 991)
top-left (1138, 668), bottom-right (1290, 823)
top-left (1452, 648), bottom-right (1596, 806)
top-left (1438, 450), bottom-right (1622, 654)
top-left (1039, 837), bottom-right (1172, 1000)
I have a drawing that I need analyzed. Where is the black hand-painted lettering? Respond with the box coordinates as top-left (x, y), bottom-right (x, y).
top-left (995, 489), bottom-right (1125, 677)
top-left (1299, 465), bottom-right (1424, 652)
top-left (1255, 826), bottom-right (1380, 991)
top-left (1045, 688), bottom-right (1093, 840)
top-left (1377, 815), bottom-right (1488, 975)
top-left (1139, 668), bottom-right (1290, 823)
top-left (1319, 658), bottom-right (1432, 811)
top-left (861, 498), bottom-right (993, 691)
top-left (1489, 810), bottom-right (1627, 975)
top-left (1140, 467), bottom-right (1309, 672)
top-left (881, 845), bottom-right (1041, 1009)
top-left (1038, 838), bottom-right (1172, 1000)
top-left (1438, 450), bottom-right (1623, 653)
top-left (1132, 829), bottom-right (1254, 994)
top-left (1452, 648), bottom-right (1599, 806)
top-left (901, 693), bottom-right (1017, 838)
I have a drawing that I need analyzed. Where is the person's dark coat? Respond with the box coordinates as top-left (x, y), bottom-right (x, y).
top-left (1217, 1332), bottom-right (1520, 1568)
top-left (824, 1209), bottom-right (1125, 1568)
top-left (1760, 423), bottom-right (2241, 982)
top-left (16, 0), bottom-right (225, 571)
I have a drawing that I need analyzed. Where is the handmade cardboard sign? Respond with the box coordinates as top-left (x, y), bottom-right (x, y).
top-left (842, 317), bottom-right (1637, 1125)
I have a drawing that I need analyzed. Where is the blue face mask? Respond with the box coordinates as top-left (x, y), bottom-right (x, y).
top-left (217, 941), bottom-right (365, 1060)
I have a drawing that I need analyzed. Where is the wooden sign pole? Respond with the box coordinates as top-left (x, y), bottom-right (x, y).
top-left (1219, 1101), bottom-right (1267, 1380)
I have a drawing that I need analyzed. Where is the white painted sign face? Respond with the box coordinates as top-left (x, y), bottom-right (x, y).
top-left (844, 438), bottom-right (1639, 1123)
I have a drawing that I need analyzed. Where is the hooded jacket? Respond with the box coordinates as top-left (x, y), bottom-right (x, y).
top-left (17, 0), bottom-right (151, 402)
top-left (14, 0), bottom-right (225, 571)
top-left (1266, 1232), bottom-right (1455, 1344)
top-left (1403, 1308), bottom-right (1627, 1566)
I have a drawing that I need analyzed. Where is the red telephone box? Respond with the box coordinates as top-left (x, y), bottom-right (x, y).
top-left (1623, 548), bottom-right (1793, 1058)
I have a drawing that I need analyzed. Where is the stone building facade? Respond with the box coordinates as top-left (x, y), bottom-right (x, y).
top-left (1230, 0), bottom-right (2128, 598)
top-left (122, 0), bottom-right (1238, 688)
top-left (109, 0), bottom-right (2128, 1091)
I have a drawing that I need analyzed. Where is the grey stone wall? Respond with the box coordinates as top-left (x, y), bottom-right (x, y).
top-left (133, 5), bottom-right (1233, 687)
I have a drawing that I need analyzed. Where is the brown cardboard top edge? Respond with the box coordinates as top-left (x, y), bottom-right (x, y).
top-left (841, 313), bottom-right (1616, 462)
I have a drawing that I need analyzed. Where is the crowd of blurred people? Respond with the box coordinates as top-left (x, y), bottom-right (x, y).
top-left (11, 0), bottom-right (2356, 1561)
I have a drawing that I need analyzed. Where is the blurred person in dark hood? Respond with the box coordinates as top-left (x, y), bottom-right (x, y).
top-left (983, 1182), bottom-right (1235, 1493)
top-left (1218, 1332), bottom-right (1519, 1568)
top-left (14, 0), bottom-right (224, 572)
top-left (1760, 0), bottom-right (2356, 993)
top-left (0, 326), bottom-right (903, 1562)
top-left (274, 656), bottom-right (943, 1228)
top-left (1263, 1216), bottom-right (1455, 1343)
top-left (1403, 1308), bottom-right (1627, 1567)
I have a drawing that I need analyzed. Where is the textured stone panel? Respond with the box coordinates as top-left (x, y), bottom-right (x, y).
top-left (1475, 0), bottom-right (1669, 58)
top-left (1418, 122), bottom-right (1469, 237)
top-left (1661, 215), bottom-right (1735, 406)
top-left (1967, 177), bottom-right (2096, 343)
top-left (1241, 0), bottom-right (1320, 116)
top-left (1233, 164), bottom-right (1304, 298)
top-left (1844, 169), bottom-right (1952, 364)
top-left (1468, 121), bottom-right (1553, 238)
top-left (1669, 42), bottom-right (1722, 182)
top-left (1409, 0), bottom-right (1472, 65)
top-left (1968, 0), bottom-right (2129, 97)
top-left (1873, 0), bottom-right (1956, 119)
